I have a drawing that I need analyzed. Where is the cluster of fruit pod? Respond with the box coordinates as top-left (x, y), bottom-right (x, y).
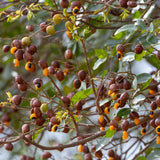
top-left (77, 138), bottom-right (121, 160)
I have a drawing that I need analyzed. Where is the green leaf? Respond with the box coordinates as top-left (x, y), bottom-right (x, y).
top-left (135, 51), bottom-right (145, 61)
top-left (64, 86), bottom-right (72, 95)
top-left (106, 128), bottom-right (115, 138)
top-left (114, 24), bottom-right (137, 35)
top-left (27, 11), bottom-right (34, 21)
top-left (102, 70), bottom-right (108, 78)
top-left (136, 73), bottom-right (152, 84)
top-left (99, 98), bottom-right (111, 106)
top-left (140, 78), bottom-right (153, 90)
top-left (93, 58), bottom-right (107, 70)
top-left (145, 55), bottom-right (160, 69)
top-left (135, 19), bottom-right (146, 30)
top-left (73, 153), bottom-right (84, 160)
top-left (147, 33), bottom-right (158, 45)
top-left (71, 88), bottom-right (94, 106)
top-left (136, 156), bottom-right (146, 160)
top-left (95, 49), bottom-right (108, 59)
top-left (133, 10), bottom-right (143, 19)
top-left (122, 52), bottom-right (135, 62)
top-left (132, 77), bottom-right (137, 90)
top-left (0, 3), bottom-right (14, 12)
top-left (45, 0), bottom-right (54, 7)
top-left (117, 108), bottom-right (131, 117)
top-left (133, 94), bottom-right (145, 104)
top-left (33, 128), bottom-right (43, 140)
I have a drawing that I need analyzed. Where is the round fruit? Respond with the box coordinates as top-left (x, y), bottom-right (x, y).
top-left (38, 60), bottom-right (48, 69)
top-left (32, 98), bottom-right (41, 108)
top-left (73, 79), bottom-right (81, 89)
top-left (25, 61), bottom-right (35, 73)
top-left (53, 14), bottom-right (62, 25)
top-left (2, 45), bottom-right (10, 52)
top-left (123, 79), bottom-right (131, 90)
top-left (95, 150), bottom-right (102, 158)
top-left (121, 120), bottom-right (129, 131)
top-left (46, 109), bottom-right (55, 119)
top-left (39, 22), bottom-right (47, 32)
top-left (60, 0), bottom-right (69, 8)
top-left (4, 143), bottom-right (13, 151)
top-left (150, 119), bottom-right (156, 128)
top-left (15, 75), bottom-right (23, 84)
top-left (83, 145), bottom-right (89, 153)
top-left (84, 153), bottom-right (93, 160)
top-left (12, 95), bottom-right (22, 105)
top-left (15, 49), bottom-right (24, 61)
top-left (50, 116), bottom-right (60, 125)
top-left (119, 0), bottom-right (128, 8)
top-left (26, 25), bottom-right (34, 32)
top-left (116, 44), bottom-right (125, 53)
top-left (46, 25), bottom-right (55, 36)
top-left (35, 117), bottom-right (45, 126)
top-left (51, 61), bottom-right (60, 69)
top-left (65, 49), bottom-right (73, 59)
top-left (156, 96), bottom-right (160, 107)
top-left (65, 61), bottom-right (73, 69)
top-left (12, 39), bottom-right (22, 49)
top-left (76, 101), bottom-right (83, 110)
top-left (26, 45), bottom-right (37, 55)
top-left (108, 149), bottom-right (115, 157)
top-left (42, 152), bottom-right (52, 159)
top-left (1, 114), bottom-right (11, 124)
top-left (78, 70), bottom-right (87, 81)
top-left (127, 1), bottom-right (137, 7)
top-left (56, 71), bottom-right (64, 81)
top-left (22, 124), bottom-right (30, 133)
top-left (21, 37), bottom-right (31, 46)
top-left (134, 44), bottom-right (143, 54)
top-left (17, 82), bottom-right (27, 92)
top-left (71, 1), bottom-right (81, 10)
top-left (23, 52), bottom-right (33, 62)
top-left (151, 101), bottom-right (157, 110)
top-left (61, 96), bottom-right (70, 106)
top-left (65, 21), bottom-right (74, 31)
top-left (40, 104), bottom-right (48, 113)
top-left (109, 83), bottom-right (119, 92)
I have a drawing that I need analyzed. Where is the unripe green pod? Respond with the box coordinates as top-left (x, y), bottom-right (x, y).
top-left (40, 103), bottom-right (48, 113)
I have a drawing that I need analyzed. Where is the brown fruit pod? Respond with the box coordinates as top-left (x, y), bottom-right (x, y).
top-left (149, 119), bottom-right (157, 128)
top-left (121, 120), bottom-right (129, 131)
top-left (71, 1), bottom-right (81, 10)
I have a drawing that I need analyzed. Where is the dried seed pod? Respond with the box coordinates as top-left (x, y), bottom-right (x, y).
top-left (17, 82), bottom-right (27, 92)
top-left (73, 79), bottom-right (81, 89)
top-left (42, 152), bottom-right (52, 159)
top-left (116, 44), bottom-right (125, 53)
top-left (22, 124), bottom-right (30, 133)
top-left (46, 109), bottom-right (55, 118)
top-left (151, 101), bottom-right (157, 110)
top-left (134, 44), bottom-right (143, 54)
top-left (108, 149), bottom-right (115, 157)
top-left (108, 78), bottom-right (115, 87)
top-left (35, 117), bottom-right (45, 126)
top-left (23, 52), bottom-right (33, 62)
top-left (141, 122), bottom-right (147, 128)
top-left (84, 153), bottom-right (93, 160)
top-left (39, 22), bottom-right (47, 32)
top-left (4, 143), bottom-right (13, 151)
top-left (26, 45), bottom-right (37, 55)
top-left (65, 49), bottom-right (73, 59)
top-left (78, 70), bottom-right (87, 81)
top-left (83, 145), bottom-right (89, 153)
top-left (50, 116), bottom-right (60, 125)
top-left (119, 0), bottom-right (128, 8)
top-left (120, 92), bottom-right (129, 104)
top-left (56, 71), bottom-right (64, 81)
top-left (121, 120), bottom-right (129, 131)
top-left (123, 79), bottom-right (131, 90)
top-left (38, 60), bottom-right (48, 69)
top-left (94, 150), bottom-right (103, 158)
top-left (71, 1), bottom-right (81, 10)
top-left (127, 1), bottom-right (137, 7)
top-left (15, 49), bottom-right (24, 61)
top-left (15, 75), bottom-right (24, 84)
top-left (150, 119), bottom-right (157, 128)
top-left (155, 118), bottom-right (160, 126)
top-left (109, 83), bottom-right (119, 92)
top-left (60, 0), bottom-right (69, 8)
top-left (156, 96), bottom-right (160, 107)
top-left (51, 61), bottom-right (60, 69)
top-left (109, 120), bottom-right (118, 130)
top-left (61, 96), bottom-right (70, 106)
top-left (12, 95), bottom-right (22, 105)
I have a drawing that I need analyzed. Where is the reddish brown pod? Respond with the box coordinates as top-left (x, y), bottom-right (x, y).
top-left (123, 79), bottom-right (131, 90)
top-left (60, 0), bottom-right (69, 8)
top-left (83, 145), bottom-right (89, 153)
top-left (30, 98), bottom-right (41, 108)
top-left (73, 79), bottom-right (81, 89)
top-left (120, 92), bottom-right (129, 104)
top-left (42, 151), bottom-right (52, 159)
top-left (71, 1), bottom-right (81, 10)
top-left (38, 60), bottom-right (48, 69)
top-left (12, 39), bottom-right (22, 49)
top-left (65, 62), bottom-right (73, 69)
top-left (26, 25), bottom-right (34, 32)
top-left (17, 82), bottom-right (27, 92)
top-left (109, 83), bottom-right (119, 92)
top-left (39, 22), bottom-right (47, 32)
top-left (46, 109), bottom-right (55, 118)
top-left (50, 116), bottom-right (60, 125)
top-left (150, 101), bottom-right (157, 110)
top-left (121, 120), bottom-right (129, 131)
top-left (116, 44), bottom-right (125, 53)
top-left (22, 124), bottom-right (30, 133)
top-left (134, 44), bottom-right (143, 54)
top-left (51, 61), bottom-right (60, 69)
top-left (150, 119), bottom-right (157, 128)
top-left (119, 0), bottom-right (128, 8)
top-left (127, 1), bottom-right (137, 8)
top-left (78, 70), bottom-right (87, 81)
top-left (94, 150), bottom-right (103, 158)
top-left (1, 114), bottom-right (11, 125)
top-left (35, 116), bottom-right (45, 126)
top-left (26, 45), bottom-right (37, 55)
top-left (15, 49), bottom-right (24, 61)
top-left (56, 71), bottom-right (65, 81)
top-left (4, 143), bottom-right (13, 151)
top-left (23, 52), bottom-right (33, 62)
top-left (109, 120), bottom-right (118, 130)
top-left (65, 49), bottom-right (73, 59)
top-left (12, 95), bottom-right (22, 105)
top-left (61, 96), bottom-right (70, 106)
top-left (2, 45), bottom-right (10, 52)
top-left (48, 66), bottom-right (55, 75)
top-left (129, 111), bottom-right (140, 125)
top-left (84, 153), bottom-right (93, 160)
top-left (108, 78), bottom-right (115, 87)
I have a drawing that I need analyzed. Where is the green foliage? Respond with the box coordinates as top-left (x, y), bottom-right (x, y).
top-left (117, 108), bottom-right (131, 117)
